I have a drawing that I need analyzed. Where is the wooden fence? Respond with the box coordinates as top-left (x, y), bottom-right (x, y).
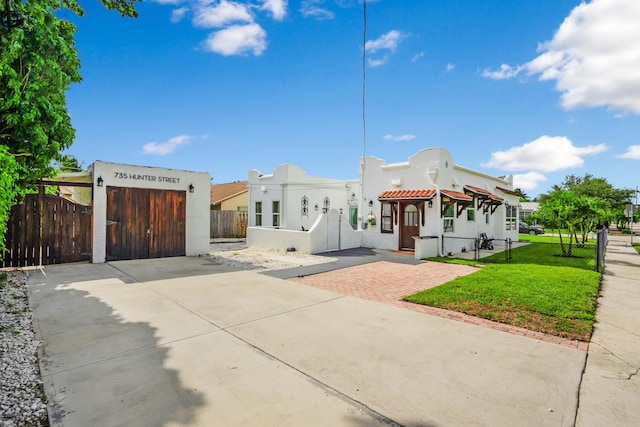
top-left (2, 192), bottom-right (92, 267)
top-left (210, 210), bottom-right (248, 238)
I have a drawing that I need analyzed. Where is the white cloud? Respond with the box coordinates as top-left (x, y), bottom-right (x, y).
top-left (513, 172), bottom-right (548, 191)
top-left (445, 63), bottom-right (455, 72)
top-left (411, 52), bottom-right (424, 63)
top-left (300, 0), bottom-right (334, 20)
top-left (203, 23), bottom-right (267, 56)
top-left (482, 135), bottom-right (609, 173)
top-left (193, 0), bottom-right (253, 28)
top-left (483, 0), bottom-right (640, 114)
top-left (383, 133), bottom-right (415, 142)
top-left (170, 6), bottom-right (189, 23)
top-left (367, 56), bottom-right (388, 67)
top-left (618, 145), bottom-right (640, 160)
top-left (365, 30), bottom-right (404, 54)
top-left (152, 0), bottom-right (183, 5)
top-left (365, 30), bottom-right (405, 67)
top-left (481, 63), bottom-right (522, 80)
top-left (260, 0), bottom-right (287, 20)
top-left (143, 135), bottom-right (192, 155)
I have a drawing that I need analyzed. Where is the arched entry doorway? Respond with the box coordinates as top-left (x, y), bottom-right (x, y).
top-left (400, 202), bottom-right (419, 250)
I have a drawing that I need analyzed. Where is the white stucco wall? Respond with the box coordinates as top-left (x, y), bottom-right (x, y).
top-left (361, 147), bottom-right (519, 256)
top-left (247, 209), bottom-right (361, 254)
top-left (246, 147), bottom-right (518, 257)
top-left (247, 164), bottom-right (359, 231)
top-left (90, 161), bottom-right (210, 263)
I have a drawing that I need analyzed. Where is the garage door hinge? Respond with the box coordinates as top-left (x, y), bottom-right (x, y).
top-left (81, 208), bottom-right (92, 215)
top-left (81, 251), bottom-right (92, 257)
top-left (107, 219), bottom-right (119, 226)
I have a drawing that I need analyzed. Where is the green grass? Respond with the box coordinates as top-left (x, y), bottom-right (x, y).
top-left (633, 243), bottom-right (640, 255)
top-left (484, 242), bottom-right (596, 270)
top-left (422, 257), bottom-right (481, 267)
top-left (0, 272), bottom-right (6, 287)
top-left (405, 263), bottom-right (600, 341)
top-left (413, 242), bottom-right (601, 341)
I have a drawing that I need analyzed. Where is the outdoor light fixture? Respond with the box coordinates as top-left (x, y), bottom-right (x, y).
top-left (339, 208), bottom-right (343, 215)
top-left (97, 176), bottom-right (104, 187)
top-left (189, 184), bottom-right (195, 193)
top-left (368, 200), bottom-right (374, 207)
top-left (428, 200), bottom-right (433, 208)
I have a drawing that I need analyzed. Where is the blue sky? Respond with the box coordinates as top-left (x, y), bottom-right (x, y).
top-left (64, 0), bottom-right (640, 198)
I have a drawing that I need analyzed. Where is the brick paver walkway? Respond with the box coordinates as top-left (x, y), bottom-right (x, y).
top-left (289, 260), bottom-right (588, 351)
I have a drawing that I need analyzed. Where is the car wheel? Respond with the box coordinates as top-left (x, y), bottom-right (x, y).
top-left (529, 230), bottom-right (536, 235)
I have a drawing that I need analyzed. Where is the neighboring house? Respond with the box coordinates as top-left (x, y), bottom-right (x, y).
top-left (247, 147), bottom-right (520, 258)
top-left (210, 181), bottom-right (248, 211)
top-left (519, 202), bottom-right (540, 223)
top-left (210, 181), bottom-right (249, 238)
top-left (54, 171), bottom-right (93, 206)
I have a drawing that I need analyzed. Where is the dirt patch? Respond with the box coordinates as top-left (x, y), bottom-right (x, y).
top-left (436, 301), bottom-right (592, 342)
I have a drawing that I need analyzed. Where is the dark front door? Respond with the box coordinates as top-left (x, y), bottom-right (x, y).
top-left (106, 187), bottom-right (186, 261)
top-left (400, 203), bottom-right (419, 250)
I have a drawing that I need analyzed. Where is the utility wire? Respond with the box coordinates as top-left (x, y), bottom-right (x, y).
top-left (361, 0), bottom-right (367, 215)
top-left (362, 0), bottom-right (367, 164)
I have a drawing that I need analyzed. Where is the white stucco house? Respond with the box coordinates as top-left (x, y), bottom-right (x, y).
top-left (247, 148), bottom-right (519, 258)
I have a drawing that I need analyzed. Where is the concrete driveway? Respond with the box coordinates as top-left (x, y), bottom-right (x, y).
top-left (28, 257), bottom-right (586, 427)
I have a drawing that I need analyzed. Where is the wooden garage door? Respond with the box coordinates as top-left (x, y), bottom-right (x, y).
top-left (106, 187), bottom-right (186, 261)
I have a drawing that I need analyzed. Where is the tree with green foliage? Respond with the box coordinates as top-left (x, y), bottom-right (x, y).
top-left (552, 174), bottom-right (634, 229)
top-left (535, 190), bottom-right (579, 256)
top-left (536, 174), bottom-right (634, 247)
top-left (513, 188), bottom-right (529, 202)
top-left (0, 0), bottom-right (139, 256)
top-left (0, 146), bottom-right (21, 254)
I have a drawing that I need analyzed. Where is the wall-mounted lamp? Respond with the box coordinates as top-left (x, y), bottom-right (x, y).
top-left (339, 208), bottom-right (343, 215)
top-left (97, 176), bottom-right (104, 187)
top-left (189, 184), bottom-right (195, 193)
top-left (368, 200), bottom-right (374, 207)
top-left (428, 200), bottom-right (433, 208)
top-left (314, 204), bottom-right (319, 211)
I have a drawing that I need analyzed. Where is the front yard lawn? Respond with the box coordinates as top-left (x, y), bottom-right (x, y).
top-left (407, 243), bottom-right (601, 341)
top-left (484, 241), bottom-right (596, 270)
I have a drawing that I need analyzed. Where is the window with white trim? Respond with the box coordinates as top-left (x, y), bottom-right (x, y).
top-left (272, 201), bottom-right (280, 227)
top-left (381, 202), bottom-right (393, 233)
top-left (506, 203), bottom-right (517, 230)
top-left (443, 204), bottom-right (455, 233)
top-left (255, 202), bottom-right (262, 226)
top-left (467, 205), bottom-right (475, 221)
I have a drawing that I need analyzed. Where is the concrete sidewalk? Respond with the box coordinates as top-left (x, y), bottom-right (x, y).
top-left (28, 256), bottom-right (586, 426)
top-left (576, 235), bottom-right (640, 427)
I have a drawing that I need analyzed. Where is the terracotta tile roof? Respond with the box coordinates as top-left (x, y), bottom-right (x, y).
top-left (210, 181), bottom-right (248, 205)
top-left (440, 189), bottom-right (473, 201)
top-left (378, 189), bottom-right (436, 200)
top-left (495, 186), bottom-right (519, 196)
top-left (464, 185), bottom-right (491, 196)
top-left (490, 194), bottom-right (504, 202)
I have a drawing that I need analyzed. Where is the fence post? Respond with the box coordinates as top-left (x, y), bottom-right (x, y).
top-left (504, 238), bottom-right (512, 262)
top-left (595, 228), bottom-right (608, 272)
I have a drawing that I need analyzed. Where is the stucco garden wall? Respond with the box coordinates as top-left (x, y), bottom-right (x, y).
top-left (247, 209), bottom-right (361, 254)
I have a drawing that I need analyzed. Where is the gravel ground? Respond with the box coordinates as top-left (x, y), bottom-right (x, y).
top-left (203, 247), bottom-right (336, 271)
top-left (0, 271), bottom-right (48, 427)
